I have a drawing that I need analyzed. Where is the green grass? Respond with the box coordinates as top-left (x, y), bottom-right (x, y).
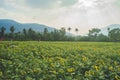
top-left (0, 41), bottom-right (120, 80)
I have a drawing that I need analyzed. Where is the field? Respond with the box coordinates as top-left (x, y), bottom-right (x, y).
top-left (0, 41), bottom-right (120, 80)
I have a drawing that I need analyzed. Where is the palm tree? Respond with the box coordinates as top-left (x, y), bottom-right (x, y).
top-left (10, 26), bottom-right (15, 39)
top-left (59, 27), bottom-right (66, 40)
top-left (23, 28), bottom-right (27, 35)
top-left (60, 27), bottom-right (66, 35)
top-left (43, 28), bottom-right (48, 41)
top-left (107, 28), bottom-right (110, 41)
top-left (18, 31), bottom-right (21, 40)
top-left (107, 28), bottom-right (110, 31)
top-left (107, 28), bottom-right (110, 34)
top-left (75, 28), bottom-right (79, 41)
top-left (61, 27), bottom-right (65, 31)
top-left (10, 26), bottom-right (15, 34)
top-left (68, 27), bottom-right (71, 32)
top-left (0, 26), bottom-right (6, 38)
top-left (75, 28), bottom-right (79, 35)
top-left (23, 28), bottom-right (27, 40)
top-left (67, 27), bottom-right (71, 36)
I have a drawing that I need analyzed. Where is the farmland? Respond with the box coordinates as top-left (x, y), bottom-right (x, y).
top-left (0, 41), bottom-right (120, 80)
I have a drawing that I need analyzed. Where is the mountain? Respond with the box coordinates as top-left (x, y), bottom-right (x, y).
top-left (0, 19), bottom-right (56, 33)
top-left (100, 24), bottom-right (120, 35)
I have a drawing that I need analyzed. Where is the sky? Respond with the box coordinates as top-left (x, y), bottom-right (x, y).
top-left (0, 0), bottom-right (120, 34)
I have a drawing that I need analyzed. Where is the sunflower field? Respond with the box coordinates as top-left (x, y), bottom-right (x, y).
top-left (0, 41), bottom-right (120, 80)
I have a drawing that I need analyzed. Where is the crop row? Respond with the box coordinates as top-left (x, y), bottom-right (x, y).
top-left (0, 42), bottom-right (120, 80)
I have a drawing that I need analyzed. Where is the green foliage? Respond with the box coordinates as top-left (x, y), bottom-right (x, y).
top-left (10, 26), bottom-right (15, 34)
top-left (0, 26), bottom-right (6, 38)
top-left (108, 28), bottom-right (120, 42)
top-left (0, 42), bottom-right (120, 79)
top-left (1, 25), bottom-right (120, 42)
top-left (96, 34), bottom-right (109, 42)
top-left (3, 27), bottom-right (68, 41)
top-left (9, 26), bottom-right (15, 39)
top-left (88, 28), bottom-right (101, 41)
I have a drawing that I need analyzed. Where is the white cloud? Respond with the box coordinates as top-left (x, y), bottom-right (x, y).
top-left (25, 0), bottom-right (78, 9)
top-left (0, 0), bottom-right (120, 35)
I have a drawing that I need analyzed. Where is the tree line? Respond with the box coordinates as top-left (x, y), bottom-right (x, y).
top-left (0, 26), bottom-right (120, 42)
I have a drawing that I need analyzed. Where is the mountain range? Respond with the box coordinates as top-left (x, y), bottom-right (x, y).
top-left (0, 19), bottom-right (55, 33)
top-left (100, 24), bottom-right (120, 35)
top-left (0, 19), bottom-right (120, 35)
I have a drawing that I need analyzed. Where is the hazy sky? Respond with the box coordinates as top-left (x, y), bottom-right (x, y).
top-left (0, 0), bottom-right (120, 34)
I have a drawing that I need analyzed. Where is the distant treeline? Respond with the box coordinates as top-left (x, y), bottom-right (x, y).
top-left (0, 26), bottom-right (120, 42)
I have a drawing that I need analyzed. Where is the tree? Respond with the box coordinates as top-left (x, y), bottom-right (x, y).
top-left (10, 26), bottom-right (15, 34)
top-left (43, 28), bottom-right (48, 41)
top-left (60, 27), bottom-right (66, 35)
top-left (59, 27), bottom-right (66, 40)
top-left (88, 28), bottom-right (101, 41)
top-left (18, 31), bottom-right (21, 40)
top-left (96, 34), bottom-right (108, 42)
top-left (75, 28), bottom-right (79, 35)
top-left (78, 36), bottom-right (89, 41)
top-left (107, 28), bottom-right (110, 32)
top-left (68, 27), bottom-right (71, 36)
top-left (0, 26), bottom-right (6, 38)
top-left (52, 29), bottom-right (60, 41)
top-left (10, 26), bottom-right (15, 39)
top-left (27, 28), bottom-right (37, 40)
top-left (108, 28), bottom-right (120, 42)
top-left (107, 28), bottom-right (110, 41)
top-left (43, 28), bottom-right (48, 35)
top-left (75, 28), bottom-right (79, 41)
top-left (68, 27), bottom-right (71, 32)
top-left (23, 28), bottom-right (27, 35)
top-left (22, 28), bottom-right (27, 40)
